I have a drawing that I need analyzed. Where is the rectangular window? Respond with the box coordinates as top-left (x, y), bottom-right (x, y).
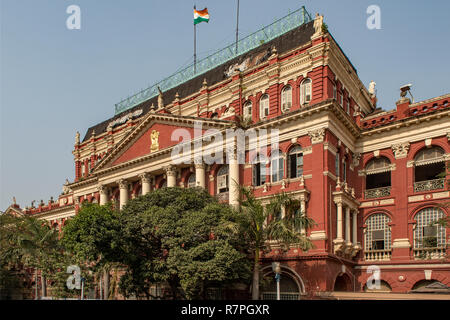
top-left (271, 158), bottom-right (284, 182)
top-left (343, 161), bottom-right (347, 182)
top-left (217, 175), bottom-right (228, 193)
top-left (371, 230), bottom-right (385, 250)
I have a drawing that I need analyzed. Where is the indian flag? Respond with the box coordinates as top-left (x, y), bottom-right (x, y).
top-left (194, 8), bottom-right (210, 25)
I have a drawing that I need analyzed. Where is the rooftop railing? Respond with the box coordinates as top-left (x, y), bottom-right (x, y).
top-left (114, 6), bottom-right (313, 115)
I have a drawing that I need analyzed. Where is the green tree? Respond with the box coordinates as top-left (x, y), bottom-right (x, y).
top-left (236, 186), bottom-right (315, 300)
top-left (118, 187), bottom-right (251, 300)
top-left (61, 203), bottom-right (122, 299)
top-left (0, 214), bottom-right (61, 299)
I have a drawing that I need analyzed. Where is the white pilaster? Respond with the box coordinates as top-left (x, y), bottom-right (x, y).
top-left (336, 202), bottom-right (343, 240)
top-left (345, 206), bottom-right (351, 244)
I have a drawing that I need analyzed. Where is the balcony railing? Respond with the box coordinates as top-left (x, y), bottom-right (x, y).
top-left (414, 178), bottom-right (445, 193)
top-left (413, 247), bottom-right (446, 260)
top-left (216, 192), bottom-right (229, 202)
top-left (364, 249), bottom-right (392, 261)
top-left (364, 186), bottom-right (391, 199)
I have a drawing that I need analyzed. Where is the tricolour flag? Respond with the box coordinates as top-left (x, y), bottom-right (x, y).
top-left (194, 8), bottom-right (210, 25)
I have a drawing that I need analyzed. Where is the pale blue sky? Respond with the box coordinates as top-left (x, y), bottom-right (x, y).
top-left (1, 0), bottom-right (449, 210)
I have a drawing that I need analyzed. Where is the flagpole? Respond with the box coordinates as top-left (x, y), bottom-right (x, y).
top-left (194, 5), bottom-right (197, 74)
top-left (235, 0), bottom-right (240, 55)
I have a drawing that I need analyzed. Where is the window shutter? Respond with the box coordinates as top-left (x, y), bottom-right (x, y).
top-left (372, 230), bottom-right (385, 240)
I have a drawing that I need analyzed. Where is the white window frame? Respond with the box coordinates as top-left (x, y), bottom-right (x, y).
top-left (271, 150), bottom-right (284, 183)
top-left (281, 85), bottom-right (292, 112)
top-left (413, 208), bottom-right (446, 249)
top-left (187, 174), bottom-right (196, 188)
top-left (259, 94), bottom-right (269, 119)
top-left (288, 146), bottom-right (303, 179)
top-left (300, 79), bottom-right (312, 105)
top-left (243, 101), bottom-right (253, 120)
top-left (364, 213), bottom-right (391, 251)
top-left (217, 166), bottom-right (229, 193)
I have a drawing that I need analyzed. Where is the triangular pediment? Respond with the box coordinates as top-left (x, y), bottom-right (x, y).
top-left (94, 113), bottom-right (232, 172)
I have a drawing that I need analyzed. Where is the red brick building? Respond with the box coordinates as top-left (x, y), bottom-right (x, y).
top-left (8, 10), bottom-right (449, 299)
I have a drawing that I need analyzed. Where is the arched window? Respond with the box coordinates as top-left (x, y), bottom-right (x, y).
top-left (259, 94), bottom-right (269, 119)
top-left (271, 150), bottom-right (284, 183)
top-left (414, 147), bottom-right (446, 192)
top-left (187, 174), bottom-right (196, 188)
top-left (217, 166), bottom-right (229, 193)
top-left (243, 101), bottom-right (252, 120)
top-left (300, 79), bottom-right (311, 105)
top-left (281, 85), bottom-right (292, 112)
top-left (252, 154), bottom-right (267, 186)
top-left (364, 213), bottom-right (391, 261)
top-left (261, 272), bottom-right (301, 300)
top-left (288, 146), bottom-right (303, 179)
top-left (365, 157), bottom-right (391, 199)
top-left (413, 207), bottom-right (446, 251)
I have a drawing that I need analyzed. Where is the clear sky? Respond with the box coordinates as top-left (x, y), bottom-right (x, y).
top-left (1, 0), bottom-right (449, 210)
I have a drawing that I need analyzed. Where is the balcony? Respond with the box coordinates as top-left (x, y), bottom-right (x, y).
top-left (364, 186), bottom-right (391, 199)
top-left (414, 178), bottom-right (445, 193)
top-left (364, 249), bottom-right (392, 261)
top-left (413, 247), bottom-right (447, 260)
top-left (216, 192), bottom-right (229, 202)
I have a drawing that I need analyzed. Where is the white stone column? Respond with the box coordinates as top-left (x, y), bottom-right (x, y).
top-left (229, 158), bottom-right (240, 209)
top-left (345, 206), bottom-right (351, 244)
top-left (195, 163), bottom-right (206, 188)
top-left (98, 185), bottom-right (109, 205)
top-left (352, 210), bottom-right (358, 244)
top-left (300, 200), bottom-right (307, 235)
top-left (140, 173), bottom-right (151, 195)
top-left (336, 202), bottom-right (343, 240)
top-left (118, 179), bottom-right (129, 210)
top-left (166, 166), bottom-right (177, 187)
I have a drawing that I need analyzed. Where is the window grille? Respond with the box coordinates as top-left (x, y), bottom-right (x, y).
top-left (365, 213), bottom-right (391, 251)
top-left (414, 208), bottom-right (446, 249)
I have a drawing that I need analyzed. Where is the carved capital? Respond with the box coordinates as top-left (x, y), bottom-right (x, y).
top-left (117, 179), bottom-right (128, 190)
top-left (392, 142), bottom-right (410, 159)
top-left (97, 184), bottom-right (108, 194)
top-left (164, 165), bottom-right (177, 177)
top-left (195, 163), bottom-right (205, 170)
top-left (308, 128), bottom-right (326, 145)
top-left (139, 173), bottom-right (151, 183)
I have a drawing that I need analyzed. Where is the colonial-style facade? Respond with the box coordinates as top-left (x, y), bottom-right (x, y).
top-left (6, 12), bottom-right (449, 298)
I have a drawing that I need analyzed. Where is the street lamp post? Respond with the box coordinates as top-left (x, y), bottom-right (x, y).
top-left (80, 277), bottom-right (85, 300)
top-left (272, 262), bottom-right (281, 300)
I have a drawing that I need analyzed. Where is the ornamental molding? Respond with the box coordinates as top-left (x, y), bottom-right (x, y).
top-left (352, 152), bottom-right (361, 167)
top-left (308, 128), bottom-right (326, 145)
top-left (391, 142), bottom-right (410, 159)
top-left (392, 238), bottom-right (411, 249)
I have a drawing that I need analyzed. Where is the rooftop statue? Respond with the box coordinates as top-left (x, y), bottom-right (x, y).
top-left (313, 13), bottom-right (324, 36)
top-left (157, 86), bottom-right (164, 109)
top-left (368, 80), bottom-right (376, 97)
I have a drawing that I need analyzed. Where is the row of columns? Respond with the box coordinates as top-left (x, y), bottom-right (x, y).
top-left (336, 202), bottom-right (358, 244)
top-left (96, 161), bottom-right (240, 210)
